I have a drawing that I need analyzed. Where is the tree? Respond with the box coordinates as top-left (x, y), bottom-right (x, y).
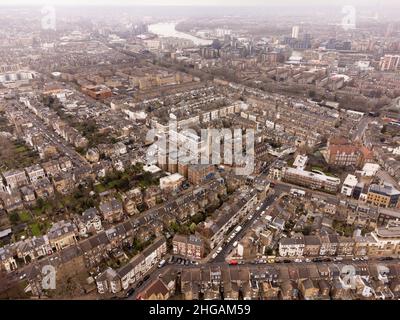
top-left (9, 212), bottom-right (20, 224)
top-left (189, 223), bottom-right (197, 234)
top-left (36, 197), bottom-right (45, 209)
top-left (302, 226), bottom-right (312, 236)
top-left (308, 90), bottom-right (316, 98)
top-left (265, 248), bottom-right (274, 256)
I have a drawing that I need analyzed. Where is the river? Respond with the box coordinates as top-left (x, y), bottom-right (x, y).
top-left (148, 22), bottom-right (213, 46)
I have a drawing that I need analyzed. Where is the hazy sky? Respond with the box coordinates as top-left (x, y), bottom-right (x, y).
top-left (0, 0), bottom-right (395, 6)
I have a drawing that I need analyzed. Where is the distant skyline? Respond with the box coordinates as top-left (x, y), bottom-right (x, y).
top-left (0, 0), bottom-right (396, 7)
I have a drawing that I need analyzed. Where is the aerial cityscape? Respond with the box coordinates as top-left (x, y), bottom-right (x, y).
top-left (1, 0), bottom-right (400, 302)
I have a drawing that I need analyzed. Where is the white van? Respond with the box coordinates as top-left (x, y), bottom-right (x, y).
top-left (158, 259), bottom-right (166, 268)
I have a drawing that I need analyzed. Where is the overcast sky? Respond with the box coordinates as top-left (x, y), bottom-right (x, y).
top-left (0, 0), bottom-right (395, 7)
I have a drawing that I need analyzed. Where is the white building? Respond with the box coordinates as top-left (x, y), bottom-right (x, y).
top-left (159, 173), bottom-right (185, 191)
top-left (279, 237), bottom-right (305, 257)
top-left (360, 163), bottom-right (380, 177)
top-left (293, 154), bottom-right (308, 170)
top-left (341, 174), bottom-right (358, 197)
top-left (292, 26), bottom-right (300, 39)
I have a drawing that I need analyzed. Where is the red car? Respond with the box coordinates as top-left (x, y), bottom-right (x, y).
top-left (229, 260), bottom-right (238, 265)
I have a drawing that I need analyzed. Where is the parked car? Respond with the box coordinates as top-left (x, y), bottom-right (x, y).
top-left (126, 288), bottom-right (135, 297)
top-left (143, 275), bottom-right (150, 282)
top-left (158, 259), bottom-right (166, 268)
top-left (380, 257), bottom-right (394, 261)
